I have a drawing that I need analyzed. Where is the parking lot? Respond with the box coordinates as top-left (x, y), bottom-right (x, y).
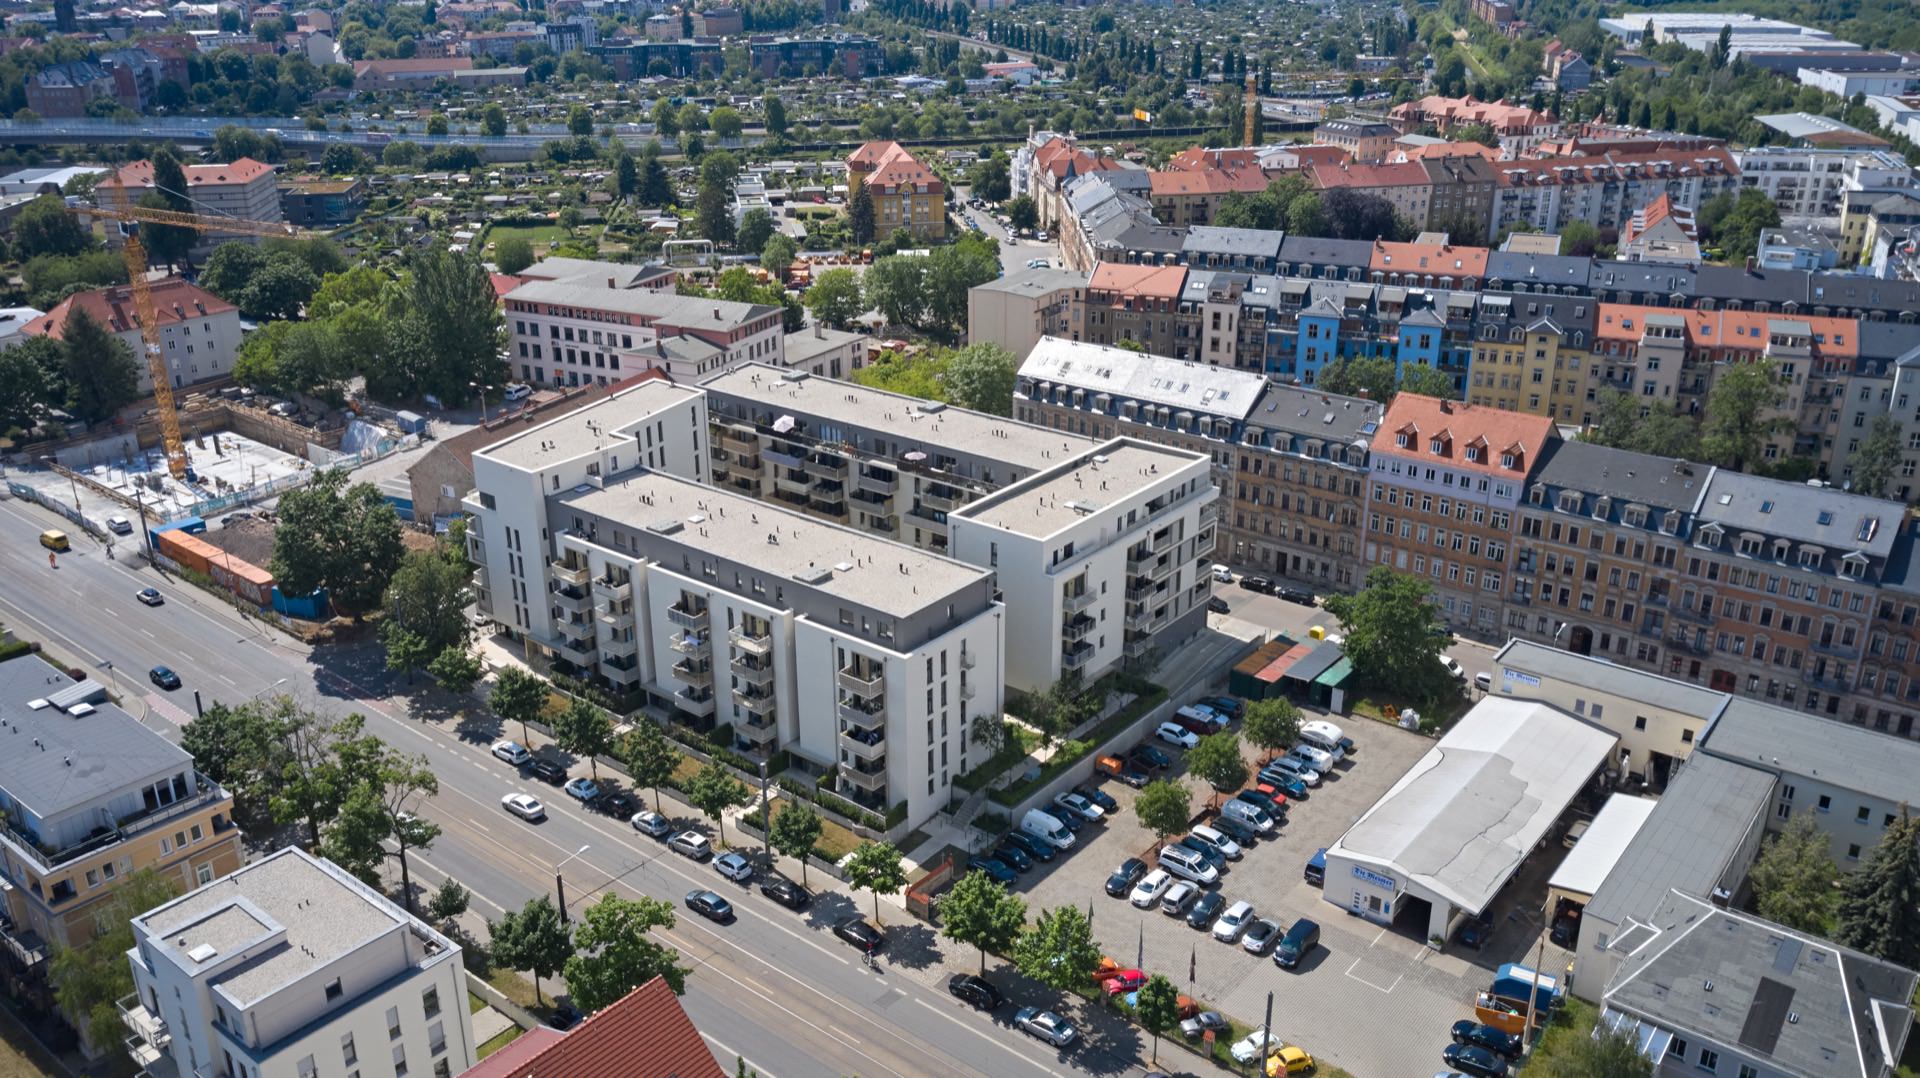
top-left (987, 702), bottom-right (1533, 1076)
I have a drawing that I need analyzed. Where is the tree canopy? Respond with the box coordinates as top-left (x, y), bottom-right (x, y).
top-left (1321, 568), bottom-right (1454, 708)
top-left (939, 869), bottom-right (1027, 973)
top-left (270, 468), bottom-right (405, 617)
top-left (564, 893), bottom-right (688, 1010)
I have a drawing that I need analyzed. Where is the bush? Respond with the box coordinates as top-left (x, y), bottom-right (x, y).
top-left (989, 683), bottom-right (1168, 808)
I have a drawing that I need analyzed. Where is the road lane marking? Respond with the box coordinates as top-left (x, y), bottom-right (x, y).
top-left (827, 1025), bottom-right (861, 1046)
top-left (909, 998), bottom-right (1073, 1078)
top-left (699, 1035), bottom-right (772, 1078)
top-left (1343, 957), bottom-right (1403, 994)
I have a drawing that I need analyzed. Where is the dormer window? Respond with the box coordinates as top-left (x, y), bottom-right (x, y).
top-left (1396, 432), bottom-right (1410, 448)
top-left (1500, 452), bottom-right (1516, 469)
top-left (1465, 445), bottom-right (1482, 463)
top-left (1429, 436), bottom-right (1447, 455)
top-left (1529, 484), bottom-right (1547, 506)
top-left (1557, 491), bottom-right (1582, 513)
top-left (1799, 549), bottom-right (1822, 570)
top-left (1739, 536), bottom-right (1764, 557)
top-left (1773, 540), bottom-right (1790, 561)
top-left (1661, 511), bottom-right (1679, 534)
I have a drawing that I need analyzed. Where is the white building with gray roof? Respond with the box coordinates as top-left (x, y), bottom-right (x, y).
top-left (125, 847), bottom-right (474, 1078)
top-left (503, 277), bottom-right (785, 389)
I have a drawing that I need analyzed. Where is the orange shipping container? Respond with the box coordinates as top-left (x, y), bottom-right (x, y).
top-left (156, 528), bottom-right (212, 576)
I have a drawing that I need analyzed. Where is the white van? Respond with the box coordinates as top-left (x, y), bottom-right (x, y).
top-left (1289, 743), bottom-right (1335, 774)
top-left (106, 515), bottom-right (133, 535)
top-left (1021, 808), bottom-right (1075, 850)
top-left (1157, 845), bottom-right (1219, 886)
top-left (1211, 564), bottom-right (1232, 583)
top-left (1298, 721), bottom-right (1346, 761)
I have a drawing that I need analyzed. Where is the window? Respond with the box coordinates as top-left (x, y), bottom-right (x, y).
top-left (1738, 1066), bottom-right (1758, 1078)
top-left (1857, 805), bottom-right (1872, 823)
top-left (1697, 1047), bottom-right (1718, 1071)
top-left (422, 987), bottom-right (440, 1019)
top-left (342, 1033), bottom-right (357, 1066)
top-left (325, 978), bottom-right (343, 1002)
top-left (1849, 844), bottom-right (1862, 860)
top-left (1669, 1038), bottom-right (1687, 1060)
top-left (393, 1044), bottom-right (408, 1077)
top-left (196, 863), bottom-right (213, 885)
top-left (387, 1006), bottom-right (402, 1040)
top-left (1819, 795), bottom-right (1832, 812)
top-left (298, 1056), bottom-right (317, 1078)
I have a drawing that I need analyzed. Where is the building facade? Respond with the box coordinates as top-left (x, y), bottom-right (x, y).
top-left (846, 141), bottom-right (945, 240)
top-left (22, 277), bottom-right (244, 392)
top-left (503, 279), bottom-right (783, 387)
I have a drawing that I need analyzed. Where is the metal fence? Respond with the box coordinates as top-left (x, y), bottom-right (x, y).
top-left (6, 481), bottom-right (105, 539)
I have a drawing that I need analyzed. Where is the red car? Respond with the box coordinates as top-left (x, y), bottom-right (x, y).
top-left (1102, 969), bottom-right (1146, 996)
top-left (1254, 782), bottom-right (1290, 808)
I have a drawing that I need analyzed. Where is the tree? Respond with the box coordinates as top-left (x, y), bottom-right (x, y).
top-left (1241, 698), bottom-right (1301, 763)
top-left (1322, 568), bottom-right (1454, 707)
top-left (1835, 808), bottom-right (1920, 968)
top-left (141, 149), bottom-right (194, 266)
top-left (638, 154), bottom-right (673, 206)
top-left (481, 102), bottom-right (507, 137)
top-left (694, 184), bottom-right (735, 245)
top-left (427, 879), bottom-right (471, 926)
top-left (623, 719), bottom-right (683, 812)
top-left (426, 113), bottom-right (450, 136)
top-left (180, 700), bottom-right (277, 820)
top-left (1319, 355), bottom-right (1397, 404)
top-left (1134, 974), bottom-right (1180, 1064)
top-left (489, 896), bottom-right (574, 1006)
top-left (427, 645), bottom-right (483, 693)
top-left (763, 94), bottom-right (788, 138)
top-left (271, 469), bottom-right (405, 617)
top-left (241, 258), bottom-right (320, 322)
top-left (678, 102), bottom-right (708, 134)
top-left (567, 104), bottom-right (593, 136)
top-left (1852, 415), bottom-right (1903, 498)
top-left (1527, 1021), bottom-right (1652, 1078)
top-left (1398, 364), bottom-right (1458, 400)
top-left (942, 343), bottom-right (1018, 415)
top-left (939, 870), bottom-right (1027, 974)
top-left (1013, 903), bottom-right (1101, 993)
top-left (0, 345), bottom-right (57, 434)
top-left (320, 744), bottom-right (440, 910)
top-left (924, 243), bottom-right (1000, 336)
top-left (767, 802), bottom-right (823, 886)
top-left (737, 208), bottom-right (775, 255)
top-left (843, 841), bottom-right (907, 923)
top-left (1699, 359), bottom-right (1792, 473)
top-left (847, 183), bottom-right (876, 245)
top-left (552, 697), bottom-right (616, 780)
top-left (1697, 188), bottom-right (1781, 263)
top-left (385, 538), bottom-right (471, 661)
top-left (495, 236), bottom-right (535, 274)
top-left (12, 194), bottom-right (90, 258)
top-left (59, 305), bottom-right (140, 423)
top-left (969, 152), bottom-right (1012, 202)
top-left (385, 248), bottom-right (506, 403)
top-left (1322, 187), bottom-right (1403, 241)
top-left (805, 268), bottom-right (865, 329)
top-left (612, 151), bottom-right (639, 200)
top-left (256, 700), bottom-right (365, 850)
top-left (1187, 731), bottom-right (1248, 793)
top-left (382, 625), bottom-right (433, 686)
top-left (1560, 220), bottom-right (1602, 258)
top-left (199, 242), bottom-right (270, 304)
top-left (710, 106), bottom-right (743, 140)
top-left (761, 232), bottom-right (798, 279)
top-left (685, 762), bottom-right (751, 847)
top-left (1134, 779), bottom-right (1191, 853)
top-left (564, 894), bottom-right (688, 1011)
top-left (864, 255), bottom-right (926, 328)
top-left (50, 870), bottom-right (178, 1049)
top-left (1006, 195), bottom-right (1038, 233)
top-left (490, 665), bottom-right (549, 748)
top-left (1749, 815), bottom-right (1837, 934)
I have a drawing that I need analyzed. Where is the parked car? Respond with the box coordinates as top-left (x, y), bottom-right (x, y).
top-left (967, 854), bottom-right (1017, 883)
top-left (631, 810), bottom-right (673, 838)
top-left (760, 878), bottom-right (810, 909)
top-left (993, 841), bottom-right (1033, 872)
top-left (1014, 1008), bottom-right (1077, 1047)
top-left (1160, 880), bottom-right (1200, 917)
top-left (1051, 791), bottom-right (1105, 821)
top-left (714, 852), bottom-right (754, 883)
top-left (1073, 784), bottom-right (1119, 813)
top-left (1266, 755), bottom-right (1321, 787)
top-left (1173, 705), bottom-right (1230, 737)
top-left (1274, 585), bottom-right (1316, 605)
top-left (500, 793), bottom-right (545, 821)
top-left (1209, 813), bottom-right (1261, 846)
top-left (1450, 1021), bottom-right (1523, 1060)
top-left (1181, 1010), bottom-right (1230, 1039)
top-left (1239, 576), bottom-right (1274, 594)
top-left (1104, 858), bottom-right (1148, 899)
top-left (1455, 910), bottom-right (1494, 949)
top-left (593, 790), bottom-right (639, 818)
top-left (148, 665), bottom-right (182, 690)
top-left (1441, 1043), bottom-right (1508, 1077)
top-left (1213, 901), bottom-right (1256, 943)
top-left (684, 889), bottom-right (734, 923)
top-left (1475, 671), bottom-right (1494, 693)
top-left (1003, 830), bottom-right (1058, 863)
top-left (1130, 868), bottom-right (1174, 908)
top-left (1304, 848), bottom-right (1327, 887)
top-left (1095, 755), bottom-right (1150, 787)
top-left (1186, 891), bottom-right (1226, 929)
top-left (1175, 835), bottom-right (1228, 871)
top-left (1258, 765), bottom-right (1310, 800)
top-left (1158, 846), bottom-right (1219, 885)
top-left (1241, 918), bottom-right (1282, 955)
top-left (668, 831), bottom-right (712, 860)
top-left (1156, 722), bottom-right (1200, 749)
top-left (1101, 969), bottom-right (1146, 996)
top-left (1230, 1030), bottom-right (1281, 1065)
top-left (947, 973), bottom-right (1003, 1011)
top-left (832, 916), bottom-right (887, 952)
top-left (1274, 919), bottom-right (1321, 970)
top-left (1235, 787), bottom-right (1286, 815)
top-left (136, 587), bottom-right (164, 606)
top-left (1189, 824), bottom-right (1243, 861)
top-left (1441, 655), bottom-right (1466, 680)
top-left (564, 777), bottom-right (600, 803)
top-left (526, 758), bottom-right (567, 785)
top-left (1219, 798), bottom-right (1275, 834)
top-left (491, 740), bottom-right (532, 766)
top-left (1206, 596), bottom-right (1232, 614)
top-left (1269, 1044), bottom-right (1316, 1074)
top-left (1128, 744), bottom-right (1173, 772)
top-left (1199, 696), bottom-right (1244, 719)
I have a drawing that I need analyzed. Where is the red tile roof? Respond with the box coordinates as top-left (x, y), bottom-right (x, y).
top-left (23, 277), bottom-right (236, 340)
top-left (458, 977), bottom-right (723, 1078)
top-left (1620, 193), bottom-right (1697, 245)
top-left (1371, 393), bottom-right (1556, 478)
top-left (1308, 160), bottom-right (1432, 190)
top-left (1147, 167), bottom-right (1268, 197)
top-left (1594, 304), bottom-right (1859, 358)
top-left (1087, 263), bottom-right (1188, 301)
top-left (1390, 95), bottom-right (1558, 134)
top-left (1368, 240), bottom-right (1490, 278)
top-left (97, 156), bottom-right (273, 190)
top-left (846, 140), bottom-right (942, 193)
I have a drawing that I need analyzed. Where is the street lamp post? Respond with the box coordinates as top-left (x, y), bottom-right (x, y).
top-left (471, 381), bottom-right (492, 423)
top-left (553, 843), bottom-right (590, 923)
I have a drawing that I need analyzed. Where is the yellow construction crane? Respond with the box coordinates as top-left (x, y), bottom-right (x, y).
top-left (70, 203), bottom-right (301, 479)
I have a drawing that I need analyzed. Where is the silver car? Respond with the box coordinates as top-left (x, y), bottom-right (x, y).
top-left (1014, 1007), bottom-right (1077, 1047)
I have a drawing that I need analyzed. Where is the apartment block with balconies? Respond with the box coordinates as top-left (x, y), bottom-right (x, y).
top-left (0, 654), bottom-right (241, 1025)
top-left (121, 847), bottom-right (472, 1078)
top-left (947, 437), bottom-right (1216, 692)
top-left (464, 379), bottom-right (710, 678)
top-left (545, 467), bottom-right (1006, 831)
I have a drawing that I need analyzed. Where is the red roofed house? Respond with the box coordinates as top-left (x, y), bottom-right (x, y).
top-left (1020, 133), bottom-right (1131, 229)
top-left (1618, 193), bottom-right (1703, 265)
top-left (1388, 95), bottom-right (1562, 154)
top-left (95, 156), bottom-right (284, 257)
top-left (352, 56), bottom-right (475, 89)
top-left (1367, 239), bottom-right (1490, 288)
top-left (1366, 393), bottom-right (1558, 636)
top-left (457, 976), bottom-right (723, 1078)
top-left (847, 140), bottom-right (945, 240)
top-left (22, 277), bottom-right (243, 393)
top-left (1147, 163), bottom-right (1269, 227)
top-left (1084, 262), bottom-right (1188, 354)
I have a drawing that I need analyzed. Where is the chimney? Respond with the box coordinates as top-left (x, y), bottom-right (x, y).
top-left (607, 276), bottom-right (615, 287)
top-left (713, 308), bottom-right (721, 320)
top-left (1745, 256), bottom-right (1755, 275)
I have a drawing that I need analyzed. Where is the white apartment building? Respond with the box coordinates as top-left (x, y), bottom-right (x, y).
top-left (948, 437), bottom-right (1216, 692)
top-left (467, 379), bottom-right (711, 654)
top-left (503, 279), bottom-right (785, 389)
top-left (1735, 147), bottom-right (1913, 220)
top-left (121, 848), bottom-right (473, 1078)
top-left (22, 277), bottom-right (244, 393)
top-left (94, 157), bottom-right (284, 256)
top-left (542, 469), bottom-right (1006, 829)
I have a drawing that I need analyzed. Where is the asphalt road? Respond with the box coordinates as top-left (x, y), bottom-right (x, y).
top-left (0, 492), bottom-right (1178, 1078)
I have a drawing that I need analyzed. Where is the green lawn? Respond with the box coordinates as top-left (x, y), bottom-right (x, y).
top-left (477, 1026), bottom-right (525, 1060)
top-left (481, 223), bottom-right (566, 252)
top-left (468, 991), bottom-right (487, 1014)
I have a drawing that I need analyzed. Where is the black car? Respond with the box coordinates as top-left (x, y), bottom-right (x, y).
top-left (1550, 910), bottom-right (1580, 947)
top-left (593, 791), bottom-right (641, 818)
top-left (946, 973), bottom-right (1003, 1011)
top-left (1074, 784), bottom-right (1119, 813)
top-left (1206, 596), bottom-right (1231, 614)
top-left (1128, 744), bottom-right (1172, 772)
top-left (759, 878), bottom-right (810, 909)
top-left (1234, 788), bottom-right (1286, 815)
top-left (1455, 910), bottom-right (1494, 949)
top-left (1209, 814), bottom-right (1260, 846)
top-left (833, 916), bottom-right (887, 952)
top-left (994, 841), bottom-right (1034, 872)
top-left (545, 1004), bottom-right (581, 1030)
top-left (1051, 807), bottom-right (1084, 832)
top-left (525, 758), bottom-right (567, 785)
top-left (1442, 1043), bottom-right (1509, 1077)
top-left (1186, 890), bottom-right (1226, 929)
top-left (684, 889), bottom-right (735, 923)
top-left (1450, 1021), bottom-right (1523, 1060)
top-left (1239, 575), bottom-right (1273, 594)
top-left (148, 665), bottom-right (181, 690)
top-left (1274, 585), bottom-right (1316, 605)
top-left (1002, 831), bottom-right (1057, 862)
top-left (1105, 857), bottom-right (1148, 897)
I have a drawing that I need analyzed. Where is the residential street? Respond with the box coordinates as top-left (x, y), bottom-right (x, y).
top-left (0, 492), bottom-right (1182, 1078)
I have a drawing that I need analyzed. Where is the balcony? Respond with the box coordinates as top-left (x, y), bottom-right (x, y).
top-left (593, 576), bottom-right (632, 602)
top-left (764, 446), bottom-right (804, 470)
top-left (719, 424), bottom-right (760, 452)
top-left (1812, 639), bottom-right (1862, 661)
top-left (674, 685), bottom-right (716, 717)
top-left (471, 566), bottom-right (489, 591)
top-left (959, 649), bottom-right (977, 670)
top-left (671, 655), bottom-right (712, 681)
top-left (840, 757), bottom-right (888, 789)
top-left (1672, 604), bottom-right (1713, 626)
top-left (732, 654), bottom-right (774, 686)
top-left (669, 629), bottom-right (711, 655)
top-left (774, 472), bottom-right (812, 497)
top-left (807, 455), bottom-right (850, 482)
top-left (118, 994), bottom-right (168, 1068)
top-left (551, 562), bottom-right (589, 588)
top-left (839, 665), bottom-right (884, 699)
top-left (960, 681), bottom-right (977, 701)
top-left (1125, 637), bottom-right (1156, 659)
top-left (1062, 640), bottom-right (1095, 670)
top-left (839, 694), bottom-right (886, 729)
top-left (1062, 589), bottom-right (1096, 615)
top-left (1148, 528), bottom-right (1175, 554)
top-left (555, 617), bottom-right (595, 643)
top-left (550, 633), bottom-right (593, 661)
top-left (601, 655), bottom-right (643, 687)
top-left (739, 715), bottom-right (778, 747)
top-left (597, 607), bottom-right (635, 632)
top-left (840, 722), bottom-right (887, 760)
top-left (552, 587), bottom-right (592, 614)
top-left (921, 486), bottom-right (962, 512)
top-left (850, 487), bottom-right (894, 513)
top-left (733, 685), bottom-right (776, 716)
top-left (1063, 613), bottom-right (1095, 642)
top-left (729, 626), bottom-right (772, 656)
top-left (0, 916), bottom-right (45, 968)
top-left (599, 630), bottom-right (639, 657)
top-left (668, 602), bottom-right (709, 630)
top-left (858, 471), bottom-right (899, 496)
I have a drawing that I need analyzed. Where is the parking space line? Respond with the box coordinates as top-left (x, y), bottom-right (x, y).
top-left (1342, 957), bottom-right (1403, 994)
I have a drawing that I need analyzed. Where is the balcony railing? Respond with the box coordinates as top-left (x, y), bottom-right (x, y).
top-left (807, 455), bottom-right (850, 481)
top-left (838, 696), bottom-right (885, 729)
top-left (1062, 640), bottom-right (1095, 669)
top-left (599, 630), bottom-right (639, 658)
top-left (732, 655), bottom-right (774, 686)
top-left (959, 650), bottom-right (977, 670)
top-left (118, 994), bottom-right (168, 1068)
top-left (719, 424), bottom-right (760, 451)
top-left (552, 587), bottom-right (592, 614)
top-left (922, 487), bottom-right (962, 512)
top-left (1063, 614), bottom-right (1095, 642)
top-left (960, 681), bottom-right (977, 701)
top-left (729, 626), bottom-right (773, 656)
top-left (764, 445), bottom-right (804, 470)
top-left (674, 686), bottom-right (716, 717)
top-left (671, 655), bottom-right (712, 681)
top-left (593, 576), bottom-right (632, 602)
top-left (556, 617), bottom-right (595, 642)
top-left (669, 630), bottom-right (710, 655)
top-left (733, 687), bottom-right (776, 716)
top-left (597, 608), bottom-right (635, 632)
top-left (858, 472), bottom-right (899, 496)
top-left (840, 757), bottom-right (888, 788)
top-left (551, 562), bottom-right (589, 587)
top-left (601, 657), bottom-right (643, 686)
top-left (668, 602), bottom-right (709, 630)
top-left (739, 717), bottom-right (778, 745)
top-left (1062, 589), bottom-right (1096, 615)
top-left (839, 666), bottom-right (884, 698)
